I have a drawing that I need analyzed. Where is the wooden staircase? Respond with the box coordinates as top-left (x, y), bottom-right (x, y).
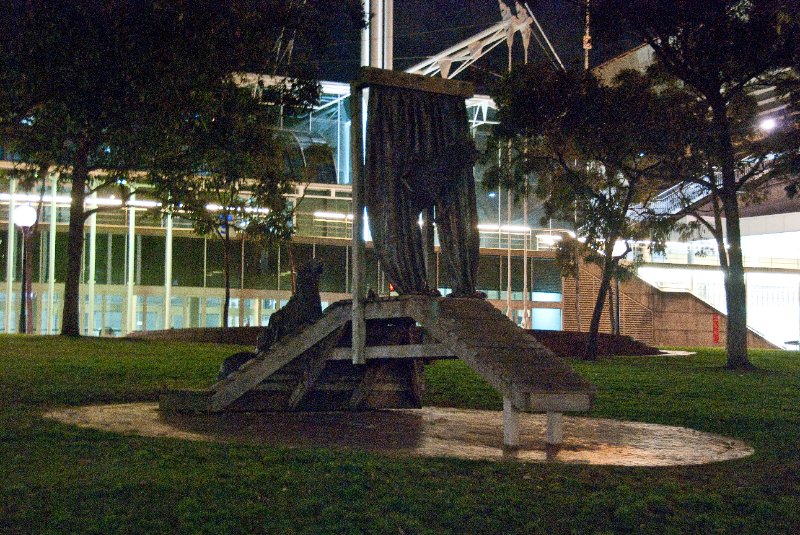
top-left (160, 296), bottom-right (594, 447)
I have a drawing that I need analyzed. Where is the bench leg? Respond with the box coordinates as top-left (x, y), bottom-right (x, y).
top-left (503, 397), bottom-right (520, 449)
top-left (546, 412), bottom-right (563, 445)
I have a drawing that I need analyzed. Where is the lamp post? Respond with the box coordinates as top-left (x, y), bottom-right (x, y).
top-left (13, 205), bottom-right (37, 334)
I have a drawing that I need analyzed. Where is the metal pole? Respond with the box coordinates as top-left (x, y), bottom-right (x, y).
top-left (360, 0), bottom-right (370, 67)
top-left (369, 0), bottom-right (383, 68)
top-left (350, 82), bottom-right (366, 365)
top-left (87, 189), bottom-right (97, 335)
top-left (523, 191), bottom-right (529, 329)
top-left (163, 210), bottom-right (173, 329)
top-left (507, 190), bottom-right (512, 320)
top-left (383, 0), bottom-right (393, 69)
top-left (47, 176), bottom-right (57, 334)
top-left (19, 228), bottom-right (26, 333)
top-left (5, 178), bottom-right (16, 333)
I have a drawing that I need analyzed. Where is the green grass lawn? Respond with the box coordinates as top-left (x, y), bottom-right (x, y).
top-left (0, 335), bottom-right (798, 534)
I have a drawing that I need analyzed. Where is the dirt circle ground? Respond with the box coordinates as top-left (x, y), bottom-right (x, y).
top-left (44, 403), bottom-right (753, 466)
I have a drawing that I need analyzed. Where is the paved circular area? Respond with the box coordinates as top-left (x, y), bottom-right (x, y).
top-left (44, 403), bottom-right (753, 466)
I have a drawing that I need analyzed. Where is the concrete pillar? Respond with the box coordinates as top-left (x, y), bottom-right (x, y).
top-left (5, 178), bottom-right (16, 333)
top-left (47, 176), bottom-right (57, 334)
top-left (503, 396), bottom-right (520, 449)
top-left (163, 211), bottom-right (173, 329)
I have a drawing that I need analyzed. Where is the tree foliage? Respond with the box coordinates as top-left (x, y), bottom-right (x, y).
top-left (0, 0), bottom-right (363, 335)
top-left (489, 64), bottom-right (691, 358)
top-left (592, 0), bottom-right (799, 368)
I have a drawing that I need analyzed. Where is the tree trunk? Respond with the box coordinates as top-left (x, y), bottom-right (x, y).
top-left (721, 193), bottom-right (751, 368)
top-left (607, 283), bottom-right (616, 336)
top-left (712, 101), bottom-right (752, 369)
top-left (223, 228), bottom-right (231, 328)
top-left (60, 155), bottom-right (89, 336)
top-left (710, 193), bottom-right (729, 273)
top-left (585, 252), bottom-right (615, 360)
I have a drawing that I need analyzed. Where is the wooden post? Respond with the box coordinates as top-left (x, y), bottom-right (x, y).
top-left (546, 412), bottom-right (563, 445)
top-left (350, 83), bottom-right (366, 365)
top-left (503, 396), bottom-right (520, 449)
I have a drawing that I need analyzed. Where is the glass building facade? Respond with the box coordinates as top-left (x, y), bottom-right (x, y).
top-left (0, 82), bottom-right (569, 335)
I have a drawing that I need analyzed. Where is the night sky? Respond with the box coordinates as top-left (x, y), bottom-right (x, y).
top-left (319, 0), bottom-right (633, 86)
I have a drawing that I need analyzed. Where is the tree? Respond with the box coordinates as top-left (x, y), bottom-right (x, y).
top-left (147, 81), bottom-right (326, 327)
top-left (490, 64), bottom-right (686, 359)
top-left (592, 0), bottom-right (799, 367)
top-left (0, 0), bottom-right (363, 336)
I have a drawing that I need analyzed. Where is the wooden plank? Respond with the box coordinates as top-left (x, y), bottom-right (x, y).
top-left (405, 296), bottom-right (595, 410)
top-left (363, 299), bottom-right (409, 319)
top-left (523, 392), bottom-right (593, 412)
top-left (252, 383), bottom-right (295, 392)
top-left (408, 361), bottom-right (425, 408)
top-left (327, 343), bottom-right (456, 360)
top-left (351, 83), bottom-right (366, 365)
top-left (288, 327), bottom-right (346, 409)
top-left (209, 305), bottom-right (350, 412)
top-left (349, 362), bottom-right (384, 410)
top-left (355, 67), bottom-right (474, 97)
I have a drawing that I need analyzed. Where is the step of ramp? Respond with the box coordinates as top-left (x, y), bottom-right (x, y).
top-left (404, 297), bottom-right (594, 413)
top-left (163, 296), bottom-right (594, 420)
top-left (208, 301), bottom-right (352, 412)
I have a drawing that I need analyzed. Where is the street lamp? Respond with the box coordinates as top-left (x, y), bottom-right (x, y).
top-left (13, 205), bottom-right (37, 334)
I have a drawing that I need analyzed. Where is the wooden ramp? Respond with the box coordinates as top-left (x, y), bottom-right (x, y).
top-left (160, 296), bottom-right (594, 447)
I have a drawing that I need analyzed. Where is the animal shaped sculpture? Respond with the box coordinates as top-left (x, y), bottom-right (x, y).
top-left (218, 259), bottom-right (324, 380)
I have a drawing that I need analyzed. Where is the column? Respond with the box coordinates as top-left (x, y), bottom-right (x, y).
top-left (87, 189), bottom-right (97, 335)
top-left (47, 176), bottom-right (57, 334)
top-left (5, 178), bottom-right (16, 333)
top-left (125, 194), bottom-right (136, 334)
top-left (163, 210), bottom-right (173, 329)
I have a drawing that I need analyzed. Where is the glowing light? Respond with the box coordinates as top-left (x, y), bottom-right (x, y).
top-left (12, 205), bottom-right (37, 228)
top-left (759, 118), bottom-right (777, 131)
top-left (500, 224), bottom-right (531, 233)
top-left (536, 234), bottom-right (562, 244)
top-left (312, 211), bottom-right (353, 221)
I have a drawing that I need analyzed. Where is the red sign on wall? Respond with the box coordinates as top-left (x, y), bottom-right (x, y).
top-left (712, 313), bottom-right (720, 344)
